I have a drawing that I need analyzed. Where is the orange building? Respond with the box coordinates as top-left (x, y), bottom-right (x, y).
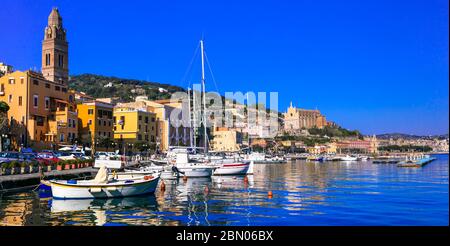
top-left (0, 8), bottom-right (77, 150)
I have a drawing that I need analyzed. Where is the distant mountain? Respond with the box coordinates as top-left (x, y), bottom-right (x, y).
top-left (375, 133), bottom-right (449, 140)
top-left (68, 74), bottom-right (186, 102)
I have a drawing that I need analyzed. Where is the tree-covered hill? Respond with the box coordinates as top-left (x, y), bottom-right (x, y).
top-left (68, 74), bottom-right (186, 102)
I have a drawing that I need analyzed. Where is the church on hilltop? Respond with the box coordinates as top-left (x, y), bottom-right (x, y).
top-left (283, 102), bottom-right (328, 132)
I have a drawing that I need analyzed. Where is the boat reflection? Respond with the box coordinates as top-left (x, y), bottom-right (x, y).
top-left (212, 175), bottom-right (254, 189)
top-left (50, 195), bottom-right (158, 213)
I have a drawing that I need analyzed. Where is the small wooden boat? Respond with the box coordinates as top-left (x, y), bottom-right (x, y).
top-left (50, 166), bottom-right (160, 199)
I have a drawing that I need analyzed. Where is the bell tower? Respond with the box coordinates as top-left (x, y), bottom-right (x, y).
top-left (42, 8), bottom-right (68, 85)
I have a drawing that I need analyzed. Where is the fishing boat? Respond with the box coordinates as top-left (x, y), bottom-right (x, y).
top-left (50, 166), bottom-right (160, 199)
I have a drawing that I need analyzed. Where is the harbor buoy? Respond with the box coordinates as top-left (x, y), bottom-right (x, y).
top-left (160, 181), bottom-right (166, 192)
top-left (268, 191), bottom-right (273, 198)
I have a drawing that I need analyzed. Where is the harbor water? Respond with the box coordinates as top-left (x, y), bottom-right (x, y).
top-left (0, 154), bottom-right (448, 226)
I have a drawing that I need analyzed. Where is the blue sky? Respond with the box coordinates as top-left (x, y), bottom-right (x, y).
top-left (0, 0), bottom-right (448, 135)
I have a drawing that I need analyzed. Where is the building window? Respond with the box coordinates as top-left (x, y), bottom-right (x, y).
top-left (145, 135), bottom-right (149, 141)
top-left (45, 83), bottom-right (50, 88)
top-left (33, 80), bottom-right (39, 85)
top-left (138, 134), bottom-right (142, 140)
top-left (62, 87), bottom-right (67, 92)
top-left (108, 132), bottom-right (111, 137)
top-left (36, 116), bottom-right (44, 126)
top-left (8, 78), bottom-right (15, 84)
top-left (46, 54), bottom-right (51, 66)
top-left (8, 94), bottom-right (12, 103)
top-left (98, 120), bottom-right (102, 125)
top-left (33, 95), bottom-right (38, 108)
top-left (60, 134), bottom-right (64, 142)
top-left (145, 117), bottom-right (148, 123)
top-left (88, 119), bottom-right (92, 125)
top-left (103, 121), bottom-right (106, 126)
top-left (151, 117), bottom-right (155, 122)
top-left (72, 120), bottom-right (76, 128)
top-left (45, 97), bottom-right (50, 110)
top-left (88, 109), bottom-right (94, 115)
top-left (55, 86), bottom-right (60, 91)
top-left (20, 77), bottom-right (24, 84)
top-left (139, 115), bottom-right (142, 121)
top-left (108, 121), bottom-right (111, 127)
top-left (151, 136), bottom-right (155, 142)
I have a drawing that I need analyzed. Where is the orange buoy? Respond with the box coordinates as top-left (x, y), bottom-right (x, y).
top-left (182, 175), bottom-right (188, 182)
top-left (268, 191), bottom-right (273, 198)
top-left (244, 176), bottom-right (249, 183)
top-left (160, 181), bottom-right (166, 192)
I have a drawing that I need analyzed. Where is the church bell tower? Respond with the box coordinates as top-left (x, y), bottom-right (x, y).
top-left (42, 7), bottom-right (68, 85)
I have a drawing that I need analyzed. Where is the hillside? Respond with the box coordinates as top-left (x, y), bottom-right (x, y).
top-left (68, 74), bottom-right (186, 102)
top-left (376, 133), bottom-right (449, 140)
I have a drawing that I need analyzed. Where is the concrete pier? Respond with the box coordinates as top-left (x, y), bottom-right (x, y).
top-left (0, 167), bottom-right (97, 193)
top-left (0, 160), bottom-right (144, 193)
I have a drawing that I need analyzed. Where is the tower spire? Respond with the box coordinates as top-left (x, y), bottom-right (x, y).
top-left (42, 7), bottom-right (68, 84)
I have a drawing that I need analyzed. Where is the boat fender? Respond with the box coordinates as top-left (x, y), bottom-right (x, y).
top-left (144, 175), bottom-right (154, 180)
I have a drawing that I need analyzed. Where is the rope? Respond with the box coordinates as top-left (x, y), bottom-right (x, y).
top-left (181, 42), bottom-right (201, 89)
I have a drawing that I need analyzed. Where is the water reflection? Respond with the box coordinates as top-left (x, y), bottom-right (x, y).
top-left (0, 155), bottom-right (448, 225)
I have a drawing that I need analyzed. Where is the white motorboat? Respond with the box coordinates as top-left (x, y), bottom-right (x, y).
top-left (50, 166), bottom-right (160, 199)
top-left (212, 159), bottom-right (251, 175)
top-left (340, 155), bottom-right (358, 161)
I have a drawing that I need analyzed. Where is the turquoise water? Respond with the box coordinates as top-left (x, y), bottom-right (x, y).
top-left (0, 154), bottom-right (448, 226)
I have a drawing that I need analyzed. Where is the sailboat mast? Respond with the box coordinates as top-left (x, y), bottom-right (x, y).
top-left (188, 87), bottom-right (194, 148)
top-left (200, 39), bottom-right (208, 153)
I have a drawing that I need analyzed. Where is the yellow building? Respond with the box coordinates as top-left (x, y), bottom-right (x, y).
top-left (0, 8), bottom-right (77, 150)
top-left (116, 97), bottom-right (191, 152)
top-left (211, 127), bottom-right (243, 152)
top-left (113, 106), bottom-right (157, 153)
top-left (77, 100), bottom-right (114, 150)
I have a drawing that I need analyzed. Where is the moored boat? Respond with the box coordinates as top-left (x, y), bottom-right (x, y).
top-left (50, 166), bottom-right (160, 199)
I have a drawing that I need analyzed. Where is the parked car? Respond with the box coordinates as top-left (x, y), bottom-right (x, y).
top-left (0, 152), bottom-right (21, 163)
top-left (70, 152), bottom-right (90, 160)
top-left (36, 152), bottom-right (60, 165)
top-left (18, 153), bottom-right (38, 163)
top-left (55, 152), bottom-right (77, 160)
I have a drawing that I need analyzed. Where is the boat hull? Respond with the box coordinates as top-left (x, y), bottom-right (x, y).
top-left (50, 177), bottom-right (159, 199)
top-left (213, 162), bottom-right (250, 176)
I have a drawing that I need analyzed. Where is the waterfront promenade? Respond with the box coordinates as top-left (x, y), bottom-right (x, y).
top-left (0, 160), bottom-right (142, 193)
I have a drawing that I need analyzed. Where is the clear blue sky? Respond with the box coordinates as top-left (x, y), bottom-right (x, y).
top-left (0, 0), bottom-right (448, 135)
